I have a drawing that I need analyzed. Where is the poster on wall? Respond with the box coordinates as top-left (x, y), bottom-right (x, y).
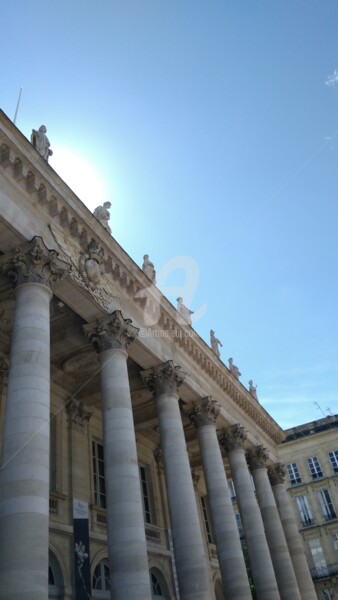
top-left (73, 499), bottom-right (92, 600)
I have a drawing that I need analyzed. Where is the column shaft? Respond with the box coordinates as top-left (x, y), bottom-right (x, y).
top-left (227, 447), bottom-right (280, 600)
top-left (0, 282), bottom-right (52, 600)
top-left (100, 348), bottom-right (152, 600)
top-left (272, 482), bottom-right (317, 600)
top-left (157, 392), bottom-right (211, 600)
top-left (197, 424), bottom-right (252, 599)
top-left (252, 466), bottom-right (301, 600)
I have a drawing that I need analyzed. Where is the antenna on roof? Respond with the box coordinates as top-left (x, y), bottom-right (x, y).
top-left (13, 86), bottom-right (23, 125)
top-left (313, 401), bottom-right (326, 417)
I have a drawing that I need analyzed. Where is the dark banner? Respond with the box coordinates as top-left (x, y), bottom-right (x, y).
top-left (73, 499), bottom-right (92, 600)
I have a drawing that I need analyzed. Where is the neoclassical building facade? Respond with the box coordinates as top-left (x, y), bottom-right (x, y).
top-left (279, 415), bottom-right (338, 600)
top-left (0, 109), bottom-right (318, 600)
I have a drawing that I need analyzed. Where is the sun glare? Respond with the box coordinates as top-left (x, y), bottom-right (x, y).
top-left (50, 146), bottom-right (107, 212)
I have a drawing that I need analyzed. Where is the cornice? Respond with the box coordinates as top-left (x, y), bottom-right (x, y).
top-left (0, 112), bottom-right (284, 445)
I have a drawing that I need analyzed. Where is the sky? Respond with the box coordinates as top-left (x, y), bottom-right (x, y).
top-left (1, 0), bottom-right (338, 429)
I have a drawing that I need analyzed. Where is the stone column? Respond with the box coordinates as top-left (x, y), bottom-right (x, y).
top-left (0, 237), bottom-right (69, 600)
top-left (84, 311), bottom-right (152, 600)
top-left (142, 361), bottom-right (212, 600)
top-left (188, 397), bottom-right (252, 600)
top-left (268, 464), bottom-right (317, 600)
top-left (247, 447), bottom-right (301, 600)
top-left (219, 424), bottom-right (280, 600)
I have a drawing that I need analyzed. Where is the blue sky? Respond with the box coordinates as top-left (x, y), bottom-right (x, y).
top-left (1, 1), bottom-right (338, 428)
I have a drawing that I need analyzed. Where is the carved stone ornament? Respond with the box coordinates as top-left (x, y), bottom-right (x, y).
top-left (0, 236), bottom-right (70, 288)
top-left (268, 463), bottom-right (286, 486)
top-left (246, 445), bottom-right (269, 471)
top-left (141, 360), bottom-right (186, 397)
top-left (83, 310), bottom-right (139, 353)
top-left (78, 239), bottom-right (104, 289)
top-left (188, 396), bottom-right (220, 428)
top-left (218, 423), bottom-right (247, 452)
top-left (153, 447), bottom-right (164, 473)
top-left (66, 398), bottom-right (92, 428)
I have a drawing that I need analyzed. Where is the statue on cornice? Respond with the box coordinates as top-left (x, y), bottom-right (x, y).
top-left (248, 379), bottom-right (258, 400)
top-left (210, 330), bottom-right (223, 357)
top-left (31, 125), bottom-right (53, 161)
top-left (142, 254), bottom-right (156, 283)
top-left (93, 201), bottom-right (112, 234)
top-left (177, 297), bottom-right (193, 325)
top-left (228, 357), bottom-right (241, 379)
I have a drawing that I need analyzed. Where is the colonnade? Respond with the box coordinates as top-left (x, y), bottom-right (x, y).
top-left (0, 237), bottom-right (317, 600)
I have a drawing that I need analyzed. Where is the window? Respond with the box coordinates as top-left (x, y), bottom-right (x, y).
top-left (296, 495), bottom-right (314, 526)
top-left (200, 496), bottom-right (214, 544)
top-left (228, 480), bottom-right (236, 502)
top-left (322, 589), bottom-right (336, 600)
top-left (92, 441), bottom-right (106, 508)
top-left (235, 512), bottom-right (244, 539)
top-left (329, 451), bottom-right (338, 474)
top-left (92, 561), bottom-right (110, 599)
top-left (331, 533), bottom-right (338, 556)
top-left (308, 456), bottom-right (323, 479)
top-left (318, 489), bottom-right (336, 521)
top-left (308, 538), bottom-right (328, 577)
top-left (149, 569), bottom-right (169, 599)
top-left (151, 572), bottom-right (163, 596)
top-left (139, 465), bottom-right (153, 524)
top-left (286, 463), bottom-right (302, 485)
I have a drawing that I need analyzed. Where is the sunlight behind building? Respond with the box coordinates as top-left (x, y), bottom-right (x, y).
top-left (50, 146), bottom-right (107, 212)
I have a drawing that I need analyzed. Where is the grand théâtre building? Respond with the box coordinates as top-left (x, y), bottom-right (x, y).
top-left (0, 109), bottom-right (319, 600)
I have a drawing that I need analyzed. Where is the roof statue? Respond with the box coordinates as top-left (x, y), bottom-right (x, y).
top-left (177, 297), bottom-right (193, 325)
top-left (31, 125), bottom-right (53, 161)
top-left (248, 380), bottom-right (258, 400)
top-left (210, 330), bottom-right (223, 358)
top-left (228, 357), bottom-right (241, 380)
top-left (93, 201), bottom-right (112, 234)
top-left (142, 254), bottom-right (156, 283)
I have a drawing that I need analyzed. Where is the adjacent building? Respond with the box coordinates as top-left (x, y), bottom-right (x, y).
top-left (280, 415), bottom-right (338, 600)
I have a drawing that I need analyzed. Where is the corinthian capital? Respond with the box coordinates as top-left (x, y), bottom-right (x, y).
top-left (141, 360), bottom-right (186, 397)
top-left (188, 396), bottom-right (220, 428)
top-left (83, 310), bottom-right (139, 353)
top-left (219, 423), bottom-right (247, 452)
top-left (0, 236), bottom-right (70, 287)
top-left (268, 463), bottom-right (286, 486)
top-left (246, 445), bottom-right (269, 471)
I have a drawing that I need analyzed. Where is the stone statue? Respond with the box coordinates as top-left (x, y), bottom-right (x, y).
top-left (228, 357), bottom-right (241, 379)
top-left (93, 201), bottom-right (112, 234)
top-left (210, 330), bottom-right (223, 357)
top-left (177, 297), bottom-right (193, 325)
top-left (142, 254), bottom-right (156, 283)
top-left (31, 125), bottom-right (53, 161)
top-left (248, 380), bottom-right (258, 400)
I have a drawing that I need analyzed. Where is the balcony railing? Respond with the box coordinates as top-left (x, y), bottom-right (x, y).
top-left (301, 518), bottom-right (315, 527)
top-left (310, 563), bottom-right (338, 580)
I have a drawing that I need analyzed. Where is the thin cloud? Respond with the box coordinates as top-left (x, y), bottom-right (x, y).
top-left (325, 69), bottom-right (338, 86)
